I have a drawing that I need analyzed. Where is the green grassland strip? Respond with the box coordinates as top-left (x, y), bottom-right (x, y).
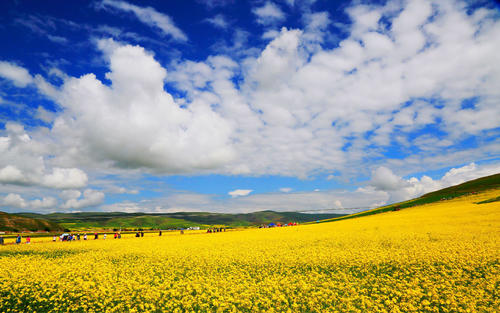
top-left (475, 195), bottom-right (500, 204)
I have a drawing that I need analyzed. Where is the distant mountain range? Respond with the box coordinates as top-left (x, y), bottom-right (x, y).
top-left (3, 210), bottom-right (346, 232)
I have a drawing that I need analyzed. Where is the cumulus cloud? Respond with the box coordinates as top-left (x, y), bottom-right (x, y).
top-left (60, 190), bottom-right (82, 200)
top-left (10, 0), bottom-right (497, 179)
top-left (370, 166), bottom-right (407, 191)
top-left (29, 197), bottom-right (58, 210)
top-left (221, 0), bottom-right (499, 177)
top-left (369, 162), bottom-right (500, 203)
top-left (42, 168), bottom-right (88, 189)
top-left (98, 0), bottom-right (187, 41)
top-left (0, 165), bottom-right (26, 185)
top-left (47, 39), bottom-right (234, 173)
top-left (0, 123), bottom-right (88, 189)
top-left (228, 189), bottom-right (253, 197)
top-left (0, 193), bottom-right (57, 210)
top-left (61, 189), bottom-right (105, 210)
top-left (1, 193), bottom-right (26, 208)
top-left (253, 2), bottom-right (286, 25)
top-left (35, 106), bottom-right (56, 124)
top-left (0, 61), bottom-right (33, 87)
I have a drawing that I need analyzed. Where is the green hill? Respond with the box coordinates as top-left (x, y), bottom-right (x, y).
top-left (15, 211), bottom-right (345, 231)
top-left (317, 172), bottom-right (500, 224)
top-left (0, 211), bottom-right (64, 232)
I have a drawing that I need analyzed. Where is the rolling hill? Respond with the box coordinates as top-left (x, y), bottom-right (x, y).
top-left (14, 211), bottom-right (346, 231)
top-left (0, 211), bottom-right (64, 232)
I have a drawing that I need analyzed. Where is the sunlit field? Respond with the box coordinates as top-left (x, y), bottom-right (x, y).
top-left (1, 190), bottom-right (498, 313)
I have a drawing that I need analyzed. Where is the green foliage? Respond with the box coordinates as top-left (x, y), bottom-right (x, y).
top-left (476, 196), bottom-right (500, 204)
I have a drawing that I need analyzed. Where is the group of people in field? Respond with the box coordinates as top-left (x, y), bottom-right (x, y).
top-left (207, 227), bottom-right (225, 233)
top-left (0, 234), bottom-right (31, 245)
top-left (56, 232), bottom-right (126, 241)
top-left (0, 227), bottom-right (228, 245)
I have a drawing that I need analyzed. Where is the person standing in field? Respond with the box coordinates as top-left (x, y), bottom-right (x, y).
top-left (0, 236), bottom-right (4, 245)
top-left (84, 233), bottom-right (87, 240)
top-left (118, 233), bottom-right (121, 239)
top-left (26, 236), bottom-right (31, 244)
top-left (103, 233), bottom-right (107, 240)
top-left (159, 230), bottom-right (162, 236)
top-left (94, 233), bottom-right (98, 240)
top-left (15, 234), bottom-right (21, 244)
top-left (52, 235), bottom-right (57, 242)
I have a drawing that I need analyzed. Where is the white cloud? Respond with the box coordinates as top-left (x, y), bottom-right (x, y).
top-left (370, 166), bottom-right (407, 191)
top-left (29, 197), bottom-right (58, 210)
top-left (369, 162), bottom-right (500, 203)
top-left (0, 193), bottom-right (58, 210)
top-left (27, 0), bottom-right (495, 180)
top-left (228, 189), bottom-right (253, 197)
top-left (0, 165), bottom-right (26, 185)
top-left (99, 0), bottom-right (187, 41)
top-left (0, 61), bottom-right (33, 87)
top-left (262, 29), bottom-right (280, 40)
top-left (205, 14), bottom-right (229, 29)
top-left (279, 187), bottom-right (292, 193)
top-left (42, 168), bottom-right (88, 189)
top-left (61, 189), bottom-right (105, 210)
top-left (60, 190), bottom-right (82, 200)
top-left (107, 186), bottom-right (139, 194)
top-left (47, 35), bottom-right (68, 44)
top-left (100, 201), bottom-right (145, 213)
top-left (0, 123), bottom-right (88, 189)
top-left (253, 2), bottom-right (286, 25)
top-left (47, 39), bottom-right (234, 173)
top-left (1, 193), bottom-right (26, 208)
top-left (35, 106), bottom-right (56, 123)
top-left (302, 11), bottom-right (330, 47)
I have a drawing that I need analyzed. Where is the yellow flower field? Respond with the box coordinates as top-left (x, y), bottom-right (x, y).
top-left (1, 190), bottom-right (499, 312)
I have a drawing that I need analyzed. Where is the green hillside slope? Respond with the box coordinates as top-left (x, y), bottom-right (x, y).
top-left (0, 211), bottom-right (65, 232)
top-left (317, 172), bottom-right (500, 224)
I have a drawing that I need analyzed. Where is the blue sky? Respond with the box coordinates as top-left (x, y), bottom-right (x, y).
top-left (0, 0), bottom-right (499, 214)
